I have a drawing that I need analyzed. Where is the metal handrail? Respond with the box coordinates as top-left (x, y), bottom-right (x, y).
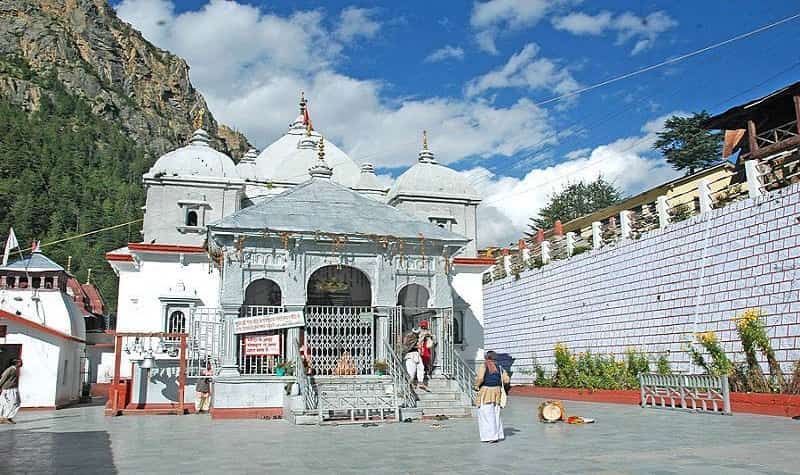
top-left (383, 342), bottom-right (416, 410)
top-left (444, 345), bottom-right (477, 406)
top-left (294, 338), bottom-right (317, 411)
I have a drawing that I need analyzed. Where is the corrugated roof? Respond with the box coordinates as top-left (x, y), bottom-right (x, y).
top-left (704, 81), bottom-right (800, 130)
top-left (1, 251), bottom-right (64, 271)
top-left (209, 178), bottom-right (469, 242)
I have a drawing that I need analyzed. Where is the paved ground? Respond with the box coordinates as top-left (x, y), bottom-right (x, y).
top-left (1, 397), bottom-right (799, 474)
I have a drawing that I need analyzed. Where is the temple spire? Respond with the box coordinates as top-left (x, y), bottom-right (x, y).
top-left (308, 135), bottom-right (333, 179)
top-left (418, 130), bottom-right (436, 163)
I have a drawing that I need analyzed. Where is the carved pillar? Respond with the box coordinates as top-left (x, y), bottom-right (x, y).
top-left (656, 196), bottom-right (670, 228)
top-left (620, 211), bottom-right (632, 239)
top-left (541, 241), bottom-right (551, 263)
top-left (698, 179), bottom-right (712, 213)
top-left (566, 232), bottom-right (576, 256)
top-left (745, 160), bottom-right (763, 199)
top-left (218, 304), bottom-right (241, 377)
top-left (591, 221), bottom-right (602, 249)
top-left (284, 304), bottom-right (304, 364)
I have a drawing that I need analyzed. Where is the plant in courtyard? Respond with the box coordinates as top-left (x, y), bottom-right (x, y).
top-left (734, 309), bottom-right (785, 392)
top-left (373, 360), bottom-right (389, 375)
top-left (788, 361), bottom-right (800, 394)
top-left (687, 331), bottom-right (732, 377)
top-left (550, 344), bottom-right (651, 390)
top-left (655, 354), bottom-right (672, 375)
top-left (553, 343), bottom-right (577, 388)
top-left (669, 203), bottom-right (694, 223)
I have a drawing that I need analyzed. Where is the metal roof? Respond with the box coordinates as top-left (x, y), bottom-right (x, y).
top-left (1, 251), bottom-right (64, 272)
top-left (208, 178), bottom-right (470, 243)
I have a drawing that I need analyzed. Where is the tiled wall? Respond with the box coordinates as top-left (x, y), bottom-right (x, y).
top-left (484, 185), bottom-right (800, 375)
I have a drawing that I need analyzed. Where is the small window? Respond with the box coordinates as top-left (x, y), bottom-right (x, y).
top-left (429, 218), bottom-right (453, 230)
top-left (0, 325), bottom-right (6, 337)
top-left (18, 277), bottom-right (28, 289)
top-left (6, 277), bottom-right (15, 289)
top-left (44, 277), bottom-right (54, 289)
top-left (32, 277), bottom-right (41, 289)
top-left (453, 311), bottom-right (464, 345)
top-left (166, 310), bottom-right (186, 340)
top-left (186, 210), bottom-right (199, 227)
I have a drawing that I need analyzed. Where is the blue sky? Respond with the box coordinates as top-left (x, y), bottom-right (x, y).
top-left (114, 0), bottom-right (800, 246)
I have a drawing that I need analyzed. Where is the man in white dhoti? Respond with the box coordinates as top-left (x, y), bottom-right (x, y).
top-left (0, 358), bottom-right (22, 424)
top-left (474, 351), bottom-right (509, 443)
top-left (402, 328), bottom-right (427, 390)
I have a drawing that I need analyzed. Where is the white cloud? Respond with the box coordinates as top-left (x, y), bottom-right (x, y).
top-left (467, 113), bottom-right (683, 247)
top-left (335, 7), bottom-right (381, 42)
top-left (425, 45), bottom-right (465, 63)
top-left (465, 43), bottom-right (580, 98)
top-left (470, 0), bottom-right (567, 54)
top-left (553, 10), bottom-right (677, 55)
top-left (115, 0), bottom-right (560, 169)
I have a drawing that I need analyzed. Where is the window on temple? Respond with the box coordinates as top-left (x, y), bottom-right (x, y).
top-left (44, 277), bottom-right (54, 289)
top-left (18, 277), bottom-right (28, 289)
top-left (429, 217), bottom-right (455, 231)
top-left (186, 210), bottom-right (199, 227)
top-left (6, 277), bottom-right (15, 288)
top-left (32, 277), bottom-right (41, 289)
top-left (166, 310), bottom-right (186, 340)
top-left (454, 311), bottom-right (464, 345)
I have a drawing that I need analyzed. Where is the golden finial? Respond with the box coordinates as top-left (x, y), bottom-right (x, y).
top-left (193, 108), bottom-right (205, 130)
top-left (318, 135), bottom-right (325, 160)
top-left (300, 90), bottom-right (307, 110)
top-left (422, 130), bottom-right (428, 150)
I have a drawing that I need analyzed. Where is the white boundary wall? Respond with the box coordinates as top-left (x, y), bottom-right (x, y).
top-left (484, 184), bottom-right (800, 376)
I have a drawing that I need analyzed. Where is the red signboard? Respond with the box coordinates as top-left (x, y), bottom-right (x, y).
top-left (244, 335), bottom-right (281, 356)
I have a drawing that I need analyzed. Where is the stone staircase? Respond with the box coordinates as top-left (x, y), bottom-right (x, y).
top-left (414, 376), bottom-right (473, 418)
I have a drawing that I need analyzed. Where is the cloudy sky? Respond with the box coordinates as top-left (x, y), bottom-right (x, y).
top-left (113, 0), bottom-right (800, 247)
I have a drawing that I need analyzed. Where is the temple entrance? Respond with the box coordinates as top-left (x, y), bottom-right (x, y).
top-left (397, 284), bottom-right (433, 332)
top-left (305, 266), bottom-right (373, 375)
top-left (240, 279), bottom-right (283, 374)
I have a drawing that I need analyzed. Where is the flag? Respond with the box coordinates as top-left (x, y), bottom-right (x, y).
top-left (303, 106), bottom-right (313, 131)
top-left (2, 228), bottom-right (18, 266)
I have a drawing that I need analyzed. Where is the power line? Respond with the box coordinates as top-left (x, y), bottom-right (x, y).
top-left (532, 12), bottom-right (800, 107)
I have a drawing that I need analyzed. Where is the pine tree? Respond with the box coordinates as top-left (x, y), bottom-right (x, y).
top-left (528, 176), bottom-right (623, 232)
top-left (653, 111), bottom-right (723, 175)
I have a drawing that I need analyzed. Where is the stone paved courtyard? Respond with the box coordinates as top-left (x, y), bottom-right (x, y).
top-left (1, 397), bottom-right (799, 474)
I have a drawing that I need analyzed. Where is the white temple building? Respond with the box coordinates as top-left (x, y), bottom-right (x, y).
top-left (105, 95), bottom-right (492, 420)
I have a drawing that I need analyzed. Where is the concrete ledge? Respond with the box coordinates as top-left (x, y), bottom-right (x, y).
top-left (211, 407), bottom-right (283, 420)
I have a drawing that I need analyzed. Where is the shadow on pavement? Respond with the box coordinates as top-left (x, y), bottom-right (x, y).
top-left (0, 428), bottom-right (117, 473)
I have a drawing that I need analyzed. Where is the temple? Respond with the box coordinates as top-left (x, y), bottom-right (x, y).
top-left (105, 95), bottom-right (492, 421)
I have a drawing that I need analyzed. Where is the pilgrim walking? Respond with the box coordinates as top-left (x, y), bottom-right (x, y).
top-left (0, 358), bottom-right (22, 424)
top-left (474, 351), bottom-right (509, 443)
top-left (403, 327), bottom-right (427, 390)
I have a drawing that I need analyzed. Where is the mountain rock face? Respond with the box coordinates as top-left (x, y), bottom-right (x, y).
top-left (0, 0), bottom-right (251, 158)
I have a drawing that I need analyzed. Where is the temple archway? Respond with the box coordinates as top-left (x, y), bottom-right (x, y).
top-left (244, 279), bottom-right (282, 307)
top-left (397, 283), bottom-right (434, 332)
top-left (306, 265), bottom-right (371, 307)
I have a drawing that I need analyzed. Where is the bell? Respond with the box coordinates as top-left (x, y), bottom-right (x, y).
top-left (140, 355), bottom-right (156, 369)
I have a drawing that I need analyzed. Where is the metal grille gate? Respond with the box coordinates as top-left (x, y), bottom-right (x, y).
top-left (304, 306), bottom-right (374, 376)
top-left (187, 307), bottom-right (223, 377)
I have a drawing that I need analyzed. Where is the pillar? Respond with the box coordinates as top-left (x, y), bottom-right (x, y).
top-left (541, 241), bottom-right (551, 263)
top-left (218, 304), bottom-right (241, 377)
top-left (745, 160), bottom-right (763, 199)
top-left (566, 232), bottom-right (576, 256)
top-left (698, 179), bottom-right (712, 213)
top-left (656, 196), bottom-right (670, 228)
top-left (284, 305), bottom-right (303, 364)
top-left (591, 221), bottom-right (602, 249)
top-left (620, 211), bottom-right (632, 239)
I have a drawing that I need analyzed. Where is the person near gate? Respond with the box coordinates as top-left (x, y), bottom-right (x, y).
top-left (195, 361), bottom-right (213, 414)
top-left (402, 328), bottom-right (427, 390)
top-left (0, 358), bottom-right (23, 424)
top-left (418, 320), bottom-right (435, 378)
top-left (474, 350), bottom-right (510, 443)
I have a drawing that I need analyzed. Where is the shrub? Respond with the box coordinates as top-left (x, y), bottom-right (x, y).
top-left (687, 331), bottom-right (732, 377)
top-left (734, 308), bottom-right (784, 392)
top-left (553, 343), bottom-right (576, 387)
top-left (788, 361), bottom-right (800, 395)
top-left (655, 354), bottom-right (672, 375)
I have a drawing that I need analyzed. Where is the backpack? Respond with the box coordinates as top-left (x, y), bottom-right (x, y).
top-left (402, 332), bottom-right (419, 352)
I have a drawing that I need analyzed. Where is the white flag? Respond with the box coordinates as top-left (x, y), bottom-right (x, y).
top-left (3, 228), bottom-right (19, 266)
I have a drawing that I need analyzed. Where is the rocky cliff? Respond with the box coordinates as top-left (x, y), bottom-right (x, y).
top-left (0, 0), bottom-right (251, 158)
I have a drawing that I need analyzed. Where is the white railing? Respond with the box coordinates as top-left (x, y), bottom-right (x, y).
top-left (443, 345), bottom-right (477, 406)
top-left (639, 373), bottom-right (731, 415)
top-left (383, 341), bottom-right (416, 415)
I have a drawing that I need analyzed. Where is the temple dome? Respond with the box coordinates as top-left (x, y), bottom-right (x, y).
top-left (253, 96), bottom-right (361, 186)
top-left (236, 148), bottom-right (259, 180)
top-left (388, 134), bottom-right (479, 202)
top-left (147, 129), bottom-right (238, 179)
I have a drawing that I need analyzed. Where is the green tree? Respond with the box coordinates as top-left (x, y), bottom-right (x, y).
top-left (529, 176), bottom-right (623, 231)
top-left (653, 111), bottom-right (723, 175)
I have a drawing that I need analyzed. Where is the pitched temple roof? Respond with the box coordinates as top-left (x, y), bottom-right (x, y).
top-left (208, 177), bottom-right (469, 243)
top-left (0, 250), bottom-right (64, 272)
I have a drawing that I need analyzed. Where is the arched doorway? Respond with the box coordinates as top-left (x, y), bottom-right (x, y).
top-left (305, 265), bottom-right (373, 375)
top-left (307, 265), bottom-right (371, 307)
top-left (397, 283), bottom-right (434, 332)
top-left (240, 279), bottom-right (283, 374)
top-left (244, 279), bottom-right (282, 308)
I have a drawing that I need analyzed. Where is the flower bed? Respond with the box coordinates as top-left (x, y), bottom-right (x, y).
top-left (511, 386), bottom-right (800, 417)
